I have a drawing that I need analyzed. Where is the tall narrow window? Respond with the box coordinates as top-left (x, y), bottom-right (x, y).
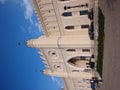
top-left (80, 10), bottom-right (88, 15)
top-left (84, 69), bottom-right (91, 73)
top-left (66, 49), bottom-right (76, 52)
top-left (65, 26), bottom-right (74, 29)
top-left (62, 12), bottom-right (72, 17)
top-left (59, 0), bottom-right (69, 1)
top-left (81, 25), bottom-right (89, 29)
top-left (72, 70), bottom-right (79, 72)
top-left (82, 49), bottom-right (90, 52)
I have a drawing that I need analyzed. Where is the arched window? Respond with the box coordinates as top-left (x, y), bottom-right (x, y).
top-left (62, 12), bottom-right (72, 17)
top-left (65, 26), bottom-right (74, 29)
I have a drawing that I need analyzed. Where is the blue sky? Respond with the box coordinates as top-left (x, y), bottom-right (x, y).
top-left (0, 0), bottom-right (63, 90)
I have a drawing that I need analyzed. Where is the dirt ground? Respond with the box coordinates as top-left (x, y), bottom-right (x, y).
top-left (97, 0), bottom-right (120, 90)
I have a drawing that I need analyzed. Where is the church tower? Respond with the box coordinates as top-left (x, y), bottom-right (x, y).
top-left (27, 0), bottom-right (100, 90)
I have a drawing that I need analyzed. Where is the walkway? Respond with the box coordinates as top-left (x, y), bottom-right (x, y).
top-left (97, 0), bottom-right (120, 90)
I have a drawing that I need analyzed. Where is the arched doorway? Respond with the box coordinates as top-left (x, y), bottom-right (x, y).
top-left (67, 56), bottom-right (90, 68)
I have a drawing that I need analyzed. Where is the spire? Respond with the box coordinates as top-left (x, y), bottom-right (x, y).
top-left (26, 39), bottom-right (34, 47)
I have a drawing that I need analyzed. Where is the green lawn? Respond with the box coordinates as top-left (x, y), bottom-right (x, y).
top-left (96, 8), bottom-right (105, 77)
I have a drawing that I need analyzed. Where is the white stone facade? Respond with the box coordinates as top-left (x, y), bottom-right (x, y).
top-left (27, 0), bottom-right (98, 90)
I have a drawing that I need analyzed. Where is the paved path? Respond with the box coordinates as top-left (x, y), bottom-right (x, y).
top-left (97, 0), bottom-right (120, 90)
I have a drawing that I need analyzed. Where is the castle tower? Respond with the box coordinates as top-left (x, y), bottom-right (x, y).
top-left (27, 0), bottom-right (97, 90)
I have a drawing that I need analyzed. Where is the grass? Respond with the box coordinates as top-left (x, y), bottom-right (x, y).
top-left (96, 8), bottom-right (105, 77)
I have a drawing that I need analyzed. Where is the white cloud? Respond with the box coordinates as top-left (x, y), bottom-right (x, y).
top-left (0, 0), bottom-right (6, 4)
top-left (20, 26), bottom-right (32, 34)
top-left (51, 76), bottom-right (55, 81)
top-left (51, 76), bottom-right (62, 87)
top-left (0, 0), bottom-right (21, 5)
top-left (22, 0), bottom-right (33, 24)
top-left (20, 0), bottom-right (42, 35)
top-left (20, 26), bottom-right (26, 32)
top-left (35, 22), bottom-right (42, 33)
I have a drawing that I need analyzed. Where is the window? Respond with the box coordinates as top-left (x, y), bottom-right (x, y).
top-left (81, 25), bottom-right (89, 29)
top-left (82, 49), bottom-right (90, 52)
top-left (80, 10), bottom-right (88, 15)
top-left (53, 64), bottom-right (63, 71)
top-left (84, 69), bottom-right (91, 73)
top-left (59, 0), bottom-right (69, 1)
top-left (48, 50), bottom-right (57, 57)
top-left (62, 12), bottom-right (72, 17)
top-left (65, 26), bottom-right (74, 29)
top-left (66, 49), bottom-right (76, 52)
top-left (72, 70), bottom-right (79, 72)
top-left (88, 8), bottom-right (93, 20)
top-left (54, 65), bottom-right (61, 69)
top-left (80, 56), bottom-right (86, 60)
